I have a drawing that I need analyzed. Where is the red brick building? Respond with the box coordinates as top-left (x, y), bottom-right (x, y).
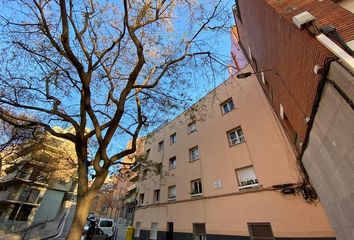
top-left (232, 0), bottom-right (354, 239)
top-left (233, 0), bottom-right (354, 153)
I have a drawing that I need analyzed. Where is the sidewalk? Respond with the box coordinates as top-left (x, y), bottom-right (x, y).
top-left (50, 201), bottom-right (76, 240)
top-left (0, 198), bottom-right (76, 240)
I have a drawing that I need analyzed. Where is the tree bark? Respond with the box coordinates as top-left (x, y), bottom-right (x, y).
top-left (67, 181), bottom-right (106, 239)
top-left (67, 159), bottom-right (107, 240)
top-left (67, 193), bottom-right (94, 240)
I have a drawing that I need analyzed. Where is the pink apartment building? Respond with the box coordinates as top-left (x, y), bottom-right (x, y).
top-left (131, 64), bottom-right (335, 240)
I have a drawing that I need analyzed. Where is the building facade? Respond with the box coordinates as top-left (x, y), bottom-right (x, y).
top-left (232, 0), bottom-right (354, 239)
top-left (132, 65), bottom-right (334, 240)
top-left (0, 129), bottom-right (77, 232)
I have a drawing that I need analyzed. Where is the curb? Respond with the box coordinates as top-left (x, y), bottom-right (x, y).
top-left (40, 208), bottom-right (70, 240)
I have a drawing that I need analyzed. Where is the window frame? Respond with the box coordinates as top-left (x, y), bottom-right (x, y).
top-left (146, 149), bottom-right (151, 157)
top-left (134, 222), bottom-right (141, 237)
top-left (193, 223), bottom-right (206, 240)
top-left (227, 127), bottom-right (245, 146)
top-left (154, 189), bottom-right (160, 203)
top-left (189, 146), bottom-right (199, 161)
top-left (139, 193), bottom-right (145, 205)
top-left (158, 141), bottom-right (164, 151)
top-left (190, 179), bottom-right (203, 196)
top-left (167, 185), bottom-right (176, 201)
top-left (169, 156), bottom-right (176, 170)
top-left (150, 222), bottom-right (158, 240)
top-left (236, 166), bottom-right (259, 190)
top-left (248, 222), bottom-right (274, 240)
top-left (188, 121), bottom-right (197, 134)
top-left (170, 133), bottom-right (176, 144)
top-left (221, 98), bottom-right (235, 114)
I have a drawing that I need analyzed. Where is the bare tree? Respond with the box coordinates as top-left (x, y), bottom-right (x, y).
top-left (1, 126), bottom-right (77, 183)
top-left (0, 0), bottom-right (229, 238)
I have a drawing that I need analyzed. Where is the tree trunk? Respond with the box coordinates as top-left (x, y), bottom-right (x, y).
top-left (66, 190), bottom-right (98, 240)
top-left (67, 172), bottom-right (107, 240)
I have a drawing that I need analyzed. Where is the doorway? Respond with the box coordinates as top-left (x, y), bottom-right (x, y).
top-left (167, 222), bottom-right (174, 240)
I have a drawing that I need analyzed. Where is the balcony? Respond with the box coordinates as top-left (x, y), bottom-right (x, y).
top-left (0, 190), bottom-right (40, 205)
top-left (126, 184), bottom-right (136, 193)
top-left (0, 190), bottom-right (11, 201)
top-left (128, 172), bottom-right (139, 182)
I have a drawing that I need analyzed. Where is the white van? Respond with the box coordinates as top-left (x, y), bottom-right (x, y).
top-left (97, 218), bottom-right (115, 239)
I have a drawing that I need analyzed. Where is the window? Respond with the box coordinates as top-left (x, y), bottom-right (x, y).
top-left (18, 187), bottom-right (30, 202)
top-left (227, 127), bottom-right (245, 146)
top-left (169, 156), bottom-right (176, 170)
top-left (168, 185), bottom-right (176, 200)
top-left (135, 222), bottom-right (141, 237)
top-left (158, 141), bottom-right (164, 151)
top-left (283, 112), bottom-right (298, 147)
top-left (189, 146), bottom-right (199, 161)
top-left (139, 193), bottom-right (144, 205)
top-left (248, 223), bottom-right (274, 240)
top-left (27, 189), bottom-right (40, 203)
top-left (146, 149), bottom-right (151, 157)
top-left (191, 179), bottom-right (203, 196)
top-left (188, 121), bottom-right (197, 134)
top-left (154, 189), bottom-right (160, 203)
top-left (193, 223), bottom-right (206, 240)
top-left (150, 222), bottom-right (158, 240)
top-left (170, 133), bottom-right (176, 144)
top-left (264, 78), bottom-right (273, 100)
top-left (99, 220), bottom-right (113, 227)
top-left (134, 222), bottom-right (141, 237)
top-left (221, 98), bottom-right (235, 114)
top-left (156, 162), bottom-right (162, 174)
top-left (236, 166), bottom-right (259, 189)
top-left (140, 168), bottom-right (148, 180)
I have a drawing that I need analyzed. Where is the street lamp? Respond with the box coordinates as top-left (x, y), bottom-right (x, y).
top-left (236, 69), bottom-right (274, 79)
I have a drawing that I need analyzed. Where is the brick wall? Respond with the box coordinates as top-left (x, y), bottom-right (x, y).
top-left (234, 0), bottom-right (354, 152)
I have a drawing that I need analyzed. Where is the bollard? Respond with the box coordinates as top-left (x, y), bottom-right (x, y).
top-left (125, 226), bottom-right (134, 240)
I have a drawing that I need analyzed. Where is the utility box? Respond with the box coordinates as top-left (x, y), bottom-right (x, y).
top-left (292, 11), bottom-right (315, 29)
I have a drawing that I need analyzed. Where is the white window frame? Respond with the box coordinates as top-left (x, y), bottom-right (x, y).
top-left (236, 166), bottom-right (259, 190)
top-left (228, 127), bottom-right (245, 146)
top-left (170, 133), bottom-right (176, 144)
top-left (150, 222), bottom-right (158, 240)
top-left (168, 185), bottom-right (176, 201)
top-left (134, 222), bottom-right (141, 237)
top-left (221, 98), bottom-right (235, 114)
top-left (189, 146), bottom-right (199, 161)
top-left (188, 121), bottom-right (197, 134)
top-left (191, 179), bottom-right (203, 196)
top-left (169, 156), bottom-right (176, 170)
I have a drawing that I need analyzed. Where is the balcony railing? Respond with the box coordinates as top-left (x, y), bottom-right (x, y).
top-left (0, 190), bottom-right (39, 204)
top-left (126, 184), bottom-right (136, 192)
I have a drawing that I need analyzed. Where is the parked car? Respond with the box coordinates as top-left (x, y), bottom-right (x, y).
top-left (97, 218), bottom-right (115, 239)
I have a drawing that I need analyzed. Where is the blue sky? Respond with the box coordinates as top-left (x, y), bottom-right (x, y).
top-left (0, 0), bottom-right (237, 170)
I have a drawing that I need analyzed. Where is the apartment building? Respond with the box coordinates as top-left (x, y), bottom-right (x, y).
top-left (232, 0), bottom-right (354, 238)
top-left (0, 129), bottom-right (77, 232)
top-left (132, 64), bottom-right (334, 240)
